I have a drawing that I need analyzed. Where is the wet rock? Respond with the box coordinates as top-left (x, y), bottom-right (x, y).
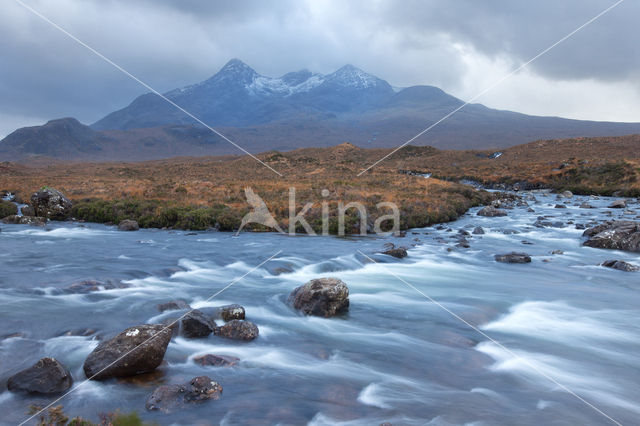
top-left (575, 223), bottom-right (586, 230)
top-left (193, 354), bottom-right (240, 367)
top-left (472, 226), bottom-right (485, 235)
top-left (118, 219), bottom-right (139, 231)
top-left (288, 277), bottom-right (349, 317)
top-left (1, 215), bottom-right (46, 226)
top-left (65, 279), bottom-right (128, 294)
top-left (580, 202), bottom-right (593, 209)
top-left (382, 247), bottom-right (408, 258)
top-left (216, 304), bottom-right (245, 322)
top-left (213, 320), bottom-right (259, 341)
top-left (494, 252), bottom-right (532, 263)
top-left (30, 188), bottom-right (72, 220)
top-left (582, 221), bottom-right (640, 252)
top-left (146, 376), bottom-right (222, 413)
top-left (608, 200), bottom-right (626, 209)
top-left (157, 300), bottom-right (191, 312)
top-left (601, 260), bottom-right (639, 272)
top-left (83, 324), bottom-right (171, 380)
top-left (560, 190), bottom-right (573, 198)
top-left (7, 357), bottom-right (72, 395)
top-left (181, 310), bottom-right (215, 338)
top-left (501, 229), bottom-right (520, 235)
top-left (554, 204), bottom-right (567, 209)
top-left (21, 205), bottom-right (34, 216)
top-left (477, 206), bottom-right (507, 217)
top-left (551, 250), bottom-right (564, 255)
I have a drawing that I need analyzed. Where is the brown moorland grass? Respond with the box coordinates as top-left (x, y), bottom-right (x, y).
top-left (1, 135), bottom-right (638, 231)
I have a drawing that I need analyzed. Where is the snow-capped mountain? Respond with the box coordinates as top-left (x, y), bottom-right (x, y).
top-left (92, 59), bottom-right (398, 130)
top-left (4, 58), bottom-right (640, 161)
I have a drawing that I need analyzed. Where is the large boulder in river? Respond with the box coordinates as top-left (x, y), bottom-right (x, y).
top-left (494, 252), bottom-right (532, 263)
top-left (30, 188), bottom-right (72, 220)
top-left (213, 320), bottom-right (259, 341)
top-left (181, 310), bottom-right (215, 338)
top-left (83, 324), bottom-right (171, 380)
top-left (288, 278), bottom-right (349, 317)
top-left (118, 219), bottom-right (139, 231)
top-left (7, 357), bottom-right (72, 395)
top-left (146, 376), bottom-right (222, 413)
top-left (477, 206), bottom-right (507, 217)
top-left (582, 221), bottom-right (640, 252)
top-left (601, 260), bottom-right (639, 272)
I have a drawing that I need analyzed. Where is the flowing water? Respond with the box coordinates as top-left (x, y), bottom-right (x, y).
top-left (0, 191), bottom-right (639, 425)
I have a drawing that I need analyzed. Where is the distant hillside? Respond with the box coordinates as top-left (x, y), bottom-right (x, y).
top-left (2, 59), bottom-right (640, 161)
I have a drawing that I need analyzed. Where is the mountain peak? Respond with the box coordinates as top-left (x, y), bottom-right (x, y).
top-left (325, 64), bottom-right (389, 90)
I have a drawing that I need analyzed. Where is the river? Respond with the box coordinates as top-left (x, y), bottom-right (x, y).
top-left (0, 191), bottom-right (638, 425)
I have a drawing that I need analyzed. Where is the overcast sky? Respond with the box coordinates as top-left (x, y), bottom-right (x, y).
top-left (1, 0), bottom-right (639, 138)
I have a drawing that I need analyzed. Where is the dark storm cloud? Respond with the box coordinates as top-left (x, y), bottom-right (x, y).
top-left (0, 0), bottom-right (637, 137)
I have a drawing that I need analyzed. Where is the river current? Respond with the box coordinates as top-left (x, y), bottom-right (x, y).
top-left (0, 191), bottom-right (638, 425)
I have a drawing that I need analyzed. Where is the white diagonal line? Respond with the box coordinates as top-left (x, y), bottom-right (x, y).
top-left (356, 250), bottom-right (622, 426)
top-left (19, 250), bottom-right (282, 426)
top-left (13, 0), bottom-right (283, 177)
top-left (357, 0), bottom-right (625, 176)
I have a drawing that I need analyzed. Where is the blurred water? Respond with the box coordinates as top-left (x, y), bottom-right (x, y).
top-left (0, 191), bottom-right (638, 425)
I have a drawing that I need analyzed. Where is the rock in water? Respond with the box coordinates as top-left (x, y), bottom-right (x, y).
top-left (193, 354), bottom-right (240, 367)
top-left (472, 226), bottom-right (485, 235)
top-left (494, 252), bottom-right (532, 263)
top-left (1, 215), bottom-right (46, 226)
top-left (157, 300), bottom-right (191, 312)
top-left (288, 278), bottom-right (349, 317)
top-left (601, 260), bottom-right (639, 272)
top-left (30, 188), bottom-right (72, 220)
top-left (146, 376), bottom-right (222, 413)
top-left (181, 310), bottom-right (215, 338)
top-left (7, 357), bottom-right (72, 395)
top-left (118, 219), bottom-right (139, 231)
top-left (608, 200), bottom-right (627, 209)
top-left (216, 304), bottom-right (245, 321)
top-left (83, 324), bottom-right (171, 380)
top-left (214, 320), bottom-right (259, 341)
top-left (582, 221), bottom-right (640, 252)
top-left (477, 206), bottom-right (507, 217)
top-left (382, 247), bottom-right (408, 258)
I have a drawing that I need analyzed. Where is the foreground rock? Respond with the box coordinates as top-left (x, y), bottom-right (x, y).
top-left (83, 324), bottom-right (171, 380)
top-left (1, 215), bottom-right (46, 226)
top-left (216, 304), bottom-right (245, 321)
top-left (181, 310), bottom-right (215, 338)
top-left (601, 260), bottom-right (639, 272)
top-left (214, 320), bottom-right (259, 341)
top-left (494, 252), bottom-right (532, 263)
top-left (7, 357), bottom-right (72, 395)
top-left (118, 219), bottom-right (139, 231)
top-left (30, 188), bottom-right (72, 220)
top-left (477, 206), bottom-right (507, 217)
top-left (193, 354), bottom-right (240, 367)
top-left (582, 221), bottom-right (640, 252)
top-left (146, 376), bottom-right (222, 413)
top-left (288, 278), bottom-right (349, 317)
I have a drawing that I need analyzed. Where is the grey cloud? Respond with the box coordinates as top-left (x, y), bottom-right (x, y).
top-left (0, 0), bottom-right (637, 137)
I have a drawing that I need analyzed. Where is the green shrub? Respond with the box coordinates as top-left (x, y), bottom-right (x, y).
top-left (0, 199), bottom-right (17, 218)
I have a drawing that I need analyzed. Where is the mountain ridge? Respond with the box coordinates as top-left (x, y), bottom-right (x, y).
top-left (2, 59), bottom-right (640, 161)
